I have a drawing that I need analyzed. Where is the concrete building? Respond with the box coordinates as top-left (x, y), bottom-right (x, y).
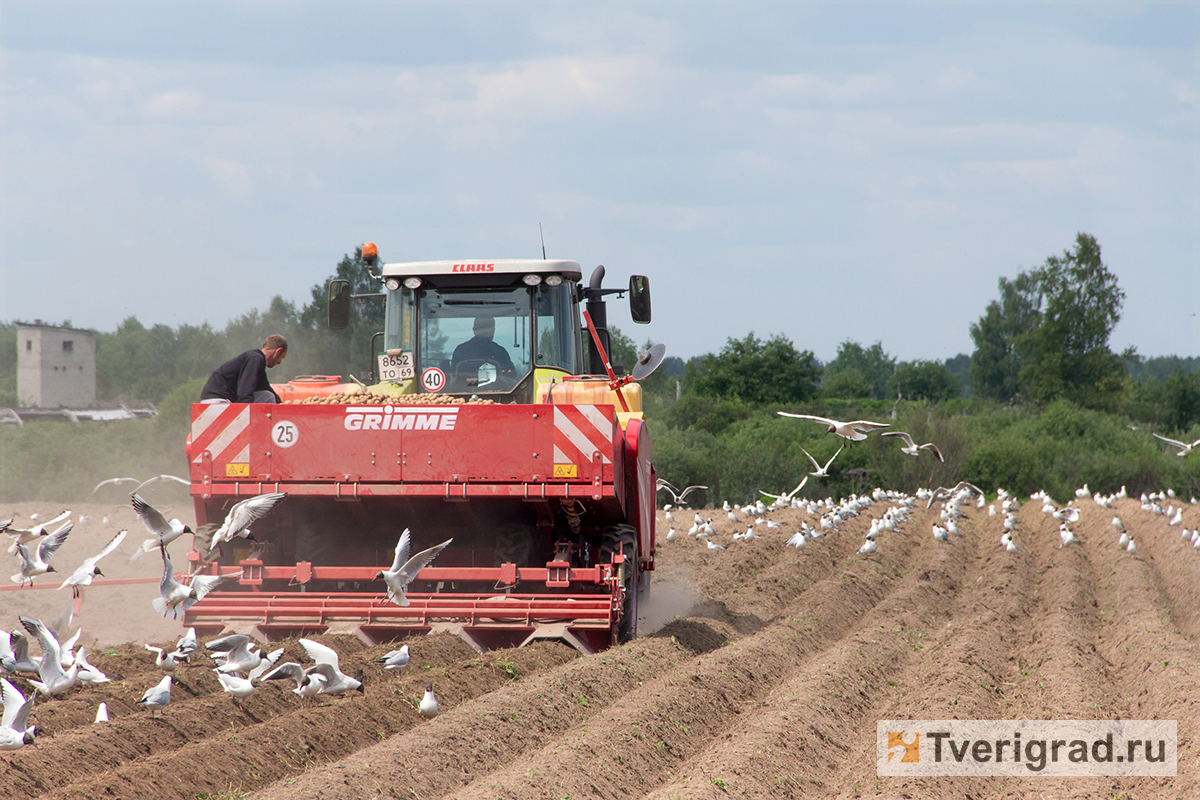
top-left (16, 324), bottom-right (97, 408)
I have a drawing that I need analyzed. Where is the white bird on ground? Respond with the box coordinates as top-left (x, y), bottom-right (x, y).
top-left (378, 645), bottom-right (410, 670)
top-left (1169, 508), bottom-right (1183, 526)
top-left (858, 539), bottom-right (877, 555)
top-left (74, 648), bottom-right (109, 685)
top-left (246, 648), bottom-right (285, 683)
top-left (419, 682), bottom-right (439, 719)
top-left (59, 529), bottom-right (127, 597)
top-left (138, 675), bottom-right (172, 715)
top-left (155, 546), bottom-right (231, 618)
top-left (777, 412), bottom-right (890, 442)
top-left (1112, 517), bottom-right (1126, 533)
top-left (1006, 539), bottom-right (1019, 553)
top-left (262, 662), bottom-right (327, 704)
top-left (800, 445), bottom-right (844, 478)
top-left (1059, 527), bottom-right (1079, 547)
top-left (1152, 433), bottom-right (1200, 457)
top-left (786, 532), bottom-right (808, 548)
top-left (4, 510), bottom-right (70, 555)
top-left (881, 432), bottom-right (944, 462)
top-left (933, 525), bottom-right (949, 542)
top-left (298, 638), bottom-right (364, 695)
top-left (206, 492), bottom-right (288, 555)
top-left (11, 521), bottom-right (72, 586)
top-left (1118, 532), bottom-right (1130, 548)
top-left (0, 678), bottom-right (37, 750)
top-left (130, 494), bottom-right (194, 560)
top-left (216, 671), bottom-right (257, 703)
top-left (94, 702), bottom-right (108, 724)
top-left (1126, 538), bottom-right (1138, 555)
top-left (207, 634), bottom-right (271, 676)
top-left (175, 628), bottom-right (199, 658)
top-left (145, 644), bottom-right (186, 672)
top-left (727, 510), bottom-right (741, 523)
top-left (1075, 484), bottom-right (1090, 499)
top-left (375, 529), bottom-right (453, 608)
top-left (20, 617), bottom-right (81, 696)
top-left (706, 539), bottom-right (726, 551)
top-left (0, 630), bottom-right (38, 674)
top-left (666, 529), bottom-right (677, 542)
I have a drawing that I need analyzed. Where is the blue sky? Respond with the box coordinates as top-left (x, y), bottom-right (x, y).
top-left (1, 2), bottom-right (1195, 364)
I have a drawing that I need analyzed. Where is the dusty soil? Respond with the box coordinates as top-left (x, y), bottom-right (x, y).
top-left (2, 492), bottom-right (1198, 799)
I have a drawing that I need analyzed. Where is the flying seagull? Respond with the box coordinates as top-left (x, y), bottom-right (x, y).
top-left (5, 510), bottom-right (71, 554)
top-left (376, 529), bottom-right (453, 608)
top-left (206, 492), bottom-right (288, 555)
top-left (131, 494), bottom-right (194, 559)
top-left (800, 445), bottom-right (843, 478)
top-left (11, 521), bottom-right (72, 586)
top-left (155, 546), bottom-right (231, 618)
top-left (1152, 433), bottom-right (1200, 457)
top-left (881, 432), bottom-right (944, 462)
top-left (59, 529), bottom-right (128, 597)
top-left (776, 412), bottom-right (889, 442)
top-left (656, 479), bottom-right (708, 505)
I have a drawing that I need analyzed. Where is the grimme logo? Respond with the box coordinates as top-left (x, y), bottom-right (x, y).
top-left (877, 721), bottom-right (1176, 777)
top-left (887, 732), bottom-right (919, 763)
top-left (343, 405), bottom-right (458, 432)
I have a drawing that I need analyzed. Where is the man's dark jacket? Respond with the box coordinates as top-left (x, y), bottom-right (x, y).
top-left (201, 349), bottom-right (280, 403)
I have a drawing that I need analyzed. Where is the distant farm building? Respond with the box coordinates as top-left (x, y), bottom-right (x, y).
top-left (17, 323), bottom-right (97, 408)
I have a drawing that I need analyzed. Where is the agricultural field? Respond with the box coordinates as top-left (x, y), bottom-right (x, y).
top-left (1, 493), bottom-right (1198, 799)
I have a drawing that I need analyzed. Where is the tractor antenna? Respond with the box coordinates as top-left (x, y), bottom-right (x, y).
top-left (539, 223), bottom-right (546, 259)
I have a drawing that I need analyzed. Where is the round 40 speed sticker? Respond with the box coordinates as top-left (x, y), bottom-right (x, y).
top-left (421, 367), bottom-right (446, 392)
top-left (271, 420), bottom-right (299, 448)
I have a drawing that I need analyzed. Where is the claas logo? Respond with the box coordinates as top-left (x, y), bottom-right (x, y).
top-left (888, 731), bottom-right (920, 763)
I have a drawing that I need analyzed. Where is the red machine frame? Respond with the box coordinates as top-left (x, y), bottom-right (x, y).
top-left (182, 401), bottom-right (655, 653)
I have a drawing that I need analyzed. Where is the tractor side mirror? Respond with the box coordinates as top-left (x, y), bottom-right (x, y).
top-left (328, 280), bottom-right (351, 330)
top-left (629, 275), bottom-right (651, 324)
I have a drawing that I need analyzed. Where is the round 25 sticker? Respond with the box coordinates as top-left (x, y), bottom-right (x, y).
top-left (271, 420), bottom-right (299, 448)
top-left (421, 367), bottom-right (446, 392)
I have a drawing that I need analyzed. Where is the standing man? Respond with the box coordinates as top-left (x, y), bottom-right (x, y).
top-left (201, 335), bottom-right (288, 404)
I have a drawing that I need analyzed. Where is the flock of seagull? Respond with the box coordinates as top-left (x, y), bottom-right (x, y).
top-left (659, 413), bottom-right (1198, 564)
top-left (0, 492), bottom-right (455, 751)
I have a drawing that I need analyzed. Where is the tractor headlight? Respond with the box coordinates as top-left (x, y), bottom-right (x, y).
top-left (385, 278), bottom-right (400, 291)
top-left (522, 274), bottom-right (543, 286)
top-left (403, 277), bottom-right (423, 290)
top-left (544, 274), bottom-right (563, 287)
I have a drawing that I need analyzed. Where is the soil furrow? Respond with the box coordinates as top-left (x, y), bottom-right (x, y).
top-left (640, 500), bottom-right (1011, 798)
top-left (431, 507), bottom-right (932, 799)
top-left (33, 640), bottom-right (577, 800)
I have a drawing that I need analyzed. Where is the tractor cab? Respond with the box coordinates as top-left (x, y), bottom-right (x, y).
top-left (329, 249), bottom-right (652, 406)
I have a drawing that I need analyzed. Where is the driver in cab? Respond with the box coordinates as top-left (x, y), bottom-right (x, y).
top-left (451, 316), bottom-right (516, 376)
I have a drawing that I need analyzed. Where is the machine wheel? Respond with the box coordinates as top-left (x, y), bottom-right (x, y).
top-left (601, 526), bottom-right (640, 644)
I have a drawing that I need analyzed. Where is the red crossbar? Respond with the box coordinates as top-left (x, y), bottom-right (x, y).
top-left (183, 592), bottom-right (615, 628)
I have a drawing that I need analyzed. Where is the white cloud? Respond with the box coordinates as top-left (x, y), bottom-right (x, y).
top-left (204, 159), bottom-right (252, 202)
top-left (143, 89), bottom-right (203, 118)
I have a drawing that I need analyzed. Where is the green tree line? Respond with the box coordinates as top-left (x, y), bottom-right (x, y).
top-left (1, 233), bottom-right (1197, 503)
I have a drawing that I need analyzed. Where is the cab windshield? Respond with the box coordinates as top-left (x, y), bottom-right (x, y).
top-left (419, 286), bottom-right (532, 393)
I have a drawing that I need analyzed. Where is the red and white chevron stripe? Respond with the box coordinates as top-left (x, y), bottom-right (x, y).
top-left (190, 404), bottom-right (251, 465)
top-left (553, 405), bottom-right (614, 467)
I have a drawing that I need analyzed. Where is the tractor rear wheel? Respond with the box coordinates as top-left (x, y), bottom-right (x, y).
top-left (601, 526), bottom-right (640, 644)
